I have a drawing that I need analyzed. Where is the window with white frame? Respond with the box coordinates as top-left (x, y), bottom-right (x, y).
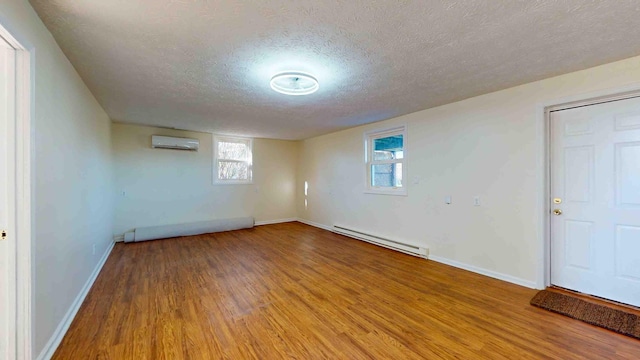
top-left (213, 135), bottom-right (253, 184)
top-left (364, 126), bottom-right (407, 195)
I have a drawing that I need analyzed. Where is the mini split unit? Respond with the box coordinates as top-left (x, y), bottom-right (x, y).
top-left (151, 135), bottom-right (199, 151)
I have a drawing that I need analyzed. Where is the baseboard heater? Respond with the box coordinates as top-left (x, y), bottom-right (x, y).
top-left (332, 225), bottom-right (428, 258)
top-left (124, 217), bottom-right (254, 243)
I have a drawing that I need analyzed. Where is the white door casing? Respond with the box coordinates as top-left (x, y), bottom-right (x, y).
top-left (550, 96), bottom-right (640, 307)
top-left (0, 21), bottom-right (32, 359)
top-left (0, 35), bottom-right (16, 359)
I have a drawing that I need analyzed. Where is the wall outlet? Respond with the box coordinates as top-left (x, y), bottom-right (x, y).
top-left (473, 196), bottom-right (481, 206)
top-left (92, 244), bottom-right (96, 255)
top-left (445, 195), bottom-right (452, 204)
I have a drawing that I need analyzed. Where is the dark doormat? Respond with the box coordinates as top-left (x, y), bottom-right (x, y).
top-left (530, 290), bottom-right (640, 340)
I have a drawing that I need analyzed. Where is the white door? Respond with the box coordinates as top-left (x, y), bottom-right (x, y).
top-left (551, 96), bottom-right (640, 307)
top-left (0, 35), bottom-right (16, 359)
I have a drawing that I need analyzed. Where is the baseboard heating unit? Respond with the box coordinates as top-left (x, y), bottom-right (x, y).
top-left (332, 225), bottom-right (428, 258)
top-left (124, 217), bottom-right (254, 243)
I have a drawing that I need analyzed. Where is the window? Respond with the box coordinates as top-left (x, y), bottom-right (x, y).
top-left (213, 135), bottom-right (253, 184)
top-left (365, 125), bottom-right (407, 195)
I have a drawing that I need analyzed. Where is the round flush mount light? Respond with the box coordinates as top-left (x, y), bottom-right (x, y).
top-left (270, 71), bottom-right (319, 96)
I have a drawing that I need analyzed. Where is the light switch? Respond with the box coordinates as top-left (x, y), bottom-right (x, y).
top-left (473, 196), bottom-right (481, 206)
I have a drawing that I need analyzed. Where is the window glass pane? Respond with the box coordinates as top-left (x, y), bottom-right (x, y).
top-left (218, 141), bottom-right (248, 160)
top-left (373, 135), bottom-right (403, 161)
top-left (218, 161), bottom-right (248, 180)
top-left (395, 163), bottom-right (403, 186)
top-left (371, 163), bottom-right (403, 188)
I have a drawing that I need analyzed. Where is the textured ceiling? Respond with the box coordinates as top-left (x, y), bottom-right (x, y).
top-left (30, 0), bottom-right (640, 140)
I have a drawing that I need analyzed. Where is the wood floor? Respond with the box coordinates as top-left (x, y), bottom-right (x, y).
top-left (52, 222), bottom-right (640, 359)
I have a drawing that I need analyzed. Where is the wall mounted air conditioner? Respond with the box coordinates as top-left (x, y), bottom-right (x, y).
top-left (151, 135), bottom-right (199, 151)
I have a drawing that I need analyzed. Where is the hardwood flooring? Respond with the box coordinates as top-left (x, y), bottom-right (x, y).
top-left (52, 222), bottom-right (640, 359)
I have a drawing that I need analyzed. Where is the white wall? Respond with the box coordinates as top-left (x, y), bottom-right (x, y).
top-left (297, 55), bottom-right (640, 288)
top-left (112, 123), bottom-right (297, 235)
top-left (0, 0), bottom-right (114, 356)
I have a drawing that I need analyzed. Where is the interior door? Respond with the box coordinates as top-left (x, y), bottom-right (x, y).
top-left (0, 35), bottom-right (15, 359)
top-left (550, 96), bottom-right (640, 307)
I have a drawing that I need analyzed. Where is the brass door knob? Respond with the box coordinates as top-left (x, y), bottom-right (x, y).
top-left (553, 209), bottom-right (563, 216)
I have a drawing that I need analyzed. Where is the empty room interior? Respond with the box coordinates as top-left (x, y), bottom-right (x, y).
top-left (2, 0), bottom-right (640, 359)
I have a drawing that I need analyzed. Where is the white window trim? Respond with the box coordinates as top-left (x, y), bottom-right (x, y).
top-left (364, 125), bottom-right (407, 196)
top-left (213, 135), bottom-right (253, 185)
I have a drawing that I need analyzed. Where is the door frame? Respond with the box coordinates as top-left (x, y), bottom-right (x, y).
top-left (0, 19), bottom-right (33, 360)
top-left (536, 84), bottom-right (640, 290)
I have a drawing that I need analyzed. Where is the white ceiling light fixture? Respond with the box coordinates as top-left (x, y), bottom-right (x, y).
top-left (270, 71), bottom-right (319, 96)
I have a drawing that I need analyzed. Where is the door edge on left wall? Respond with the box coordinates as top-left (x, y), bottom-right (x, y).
top-left (0, 19), bottom-right (34, 360)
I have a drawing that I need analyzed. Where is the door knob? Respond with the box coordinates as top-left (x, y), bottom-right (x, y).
top-left (553, 209), bottom-right (563, 216)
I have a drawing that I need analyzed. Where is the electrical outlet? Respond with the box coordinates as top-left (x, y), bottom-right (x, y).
top-left (473, 196), bottom-right (481, 206)
top-left (92, 244), bottom-right (96, 255)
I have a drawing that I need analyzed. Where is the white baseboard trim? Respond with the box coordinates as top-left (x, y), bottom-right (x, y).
top-left (295, 218), bottom-right (332, 231)
top-left (270, 218), bottom-right (538, 289)
top-left (36, 241), bottom-right (115, 360)
top-left (428, 255), bottom-right (537, 289)
top-left (294, 219), bottom-right (536, 289)
top-left (254, 218), bottom-right (297, 226)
